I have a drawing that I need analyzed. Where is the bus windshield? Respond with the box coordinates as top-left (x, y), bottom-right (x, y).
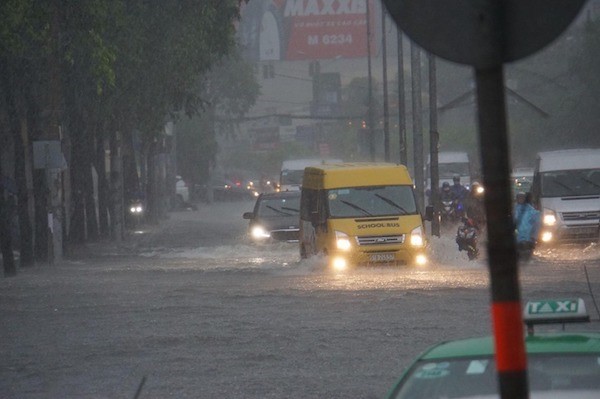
top-left (326, 185), bottom-right (417, 218)
top-left (540, 169), bottom-right (600, 197)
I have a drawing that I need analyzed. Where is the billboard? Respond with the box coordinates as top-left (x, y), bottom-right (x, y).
top-left (239, 0), bottom-right (379, 61)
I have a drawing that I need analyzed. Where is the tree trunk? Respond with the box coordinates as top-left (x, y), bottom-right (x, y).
top-left (83, 130), bottom-right (98, 240)
top-left (15, 116), bottom-right (35, 267)
top-left (68, 124), bottom-right (86, 244)
top-left (96, 134), bottom-right (109, 237)
top-left (109, 130), bottom-right (123, 242)
top-left (0, 60), bottom-right (35, 267)
top-left (33, 168), bottom-right (48, 262)
top-left (0, 161), bottom-right (17, 277)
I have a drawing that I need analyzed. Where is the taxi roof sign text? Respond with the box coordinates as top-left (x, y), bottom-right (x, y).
top-left (524, 299), bottom-right (589, 326)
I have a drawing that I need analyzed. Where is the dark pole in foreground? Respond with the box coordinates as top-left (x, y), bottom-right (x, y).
top-left (475, 65), bottom-right (528, 399)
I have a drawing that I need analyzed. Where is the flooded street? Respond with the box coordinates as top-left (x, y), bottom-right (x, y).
top-left (1, 201), bottom-right (599, 399)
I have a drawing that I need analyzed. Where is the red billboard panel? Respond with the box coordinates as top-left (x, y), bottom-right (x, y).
top-left (239, 0), bottom-right (379, 61)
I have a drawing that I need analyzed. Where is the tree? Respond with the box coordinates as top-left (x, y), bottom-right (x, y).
top-left (0, 0), bottom-right (249, 273)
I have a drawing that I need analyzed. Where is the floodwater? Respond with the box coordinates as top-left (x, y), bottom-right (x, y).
top-left (1, 201), bottom-right (598, 398)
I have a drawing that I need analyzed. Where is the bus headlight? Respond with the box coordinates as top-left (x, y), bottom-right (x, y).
top-left (332, 256), bottom-right (347, 271)
top-left (543, 209), bottom-right (556, 226)
top-left (335, 231), bottom-right (352, 251)
top-left (415, 254), bottom-right (427, 265)
top-left (251, 225), bottom-right (270, 239)
top-left (410, 226), bottom-right (424, 247)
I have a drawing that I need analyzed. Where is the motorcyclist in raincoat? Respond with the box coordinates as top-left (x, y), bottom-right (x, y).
top-left (450, 175), bottom-right (468, 203)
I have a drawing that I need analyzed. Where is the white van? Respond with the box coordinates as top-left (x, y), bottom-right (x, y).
top-left (279, 158), bottom-right (343, 192)
top-left (531, 149), bottom-right (600, 244)
top-left (426, 151), bottom-right (471, 191)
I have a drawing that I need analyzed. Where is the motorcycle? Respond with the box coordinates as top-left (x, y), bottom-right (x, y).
top-left (456, 217), bottom-right (479, 260)
top-left (127, 198), bottom-right (145, 227)
top-left (440, 199), bottom-right (456, 224)
top-left (440, 199), bottom-right (465, 226)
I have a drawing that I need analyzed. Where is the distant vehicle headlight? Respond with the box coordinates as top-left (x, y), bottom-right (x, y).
top-left (251, 225), bottom-right (270, 239)
top-left (410, 226), bottom-right (424, 247)
top-left (475, 185), bottom-right (485, 195)
top-left (130, 205), bottom-right (143, 214)
top-left (543, 209), bottom-right (557, 226)
top-left (335, 231), bottom-right (352, 251)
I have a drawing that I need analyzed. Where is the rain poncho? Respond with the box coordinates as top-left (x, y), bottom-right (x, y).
top-left (514, 203), bottom-right (540, 243)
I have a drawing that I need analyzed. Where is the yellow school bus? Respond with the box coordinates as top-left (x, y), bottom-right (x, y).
top-left (299, 162), bottom-right (428, 270)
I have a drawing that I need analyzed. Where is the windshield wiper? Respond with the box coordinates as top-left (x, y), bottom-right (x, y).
top-left (339, 200), bottom-right (372, 216)
top-left (281, 206), bottom-right (299, 213)
top-left (548, 180), bottom-right (577, 195)
top-left (265, 205), bottom-right (293, 216)
top-left (375, 194), bottom-right (410, 214)
top-left (581, 177), bottom-right (600, 190)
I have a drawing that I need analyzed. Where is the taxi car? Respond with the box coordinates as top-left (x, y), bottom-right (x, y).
top-left (385, 298), bottom-right (600, 398)
top-left (242, 191), bottom-right (300, 243)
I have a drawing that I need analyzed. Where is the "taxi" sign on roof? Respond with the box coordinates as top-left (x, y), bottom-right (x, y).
top-left (523, 299), bottom-right (589, 326)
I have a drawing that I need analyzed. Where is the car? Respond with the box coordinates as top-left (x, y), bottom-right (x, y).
top-left (242, 191), bottom-right (301, 243)
top-left (385, 298), bottom-right (600, 399)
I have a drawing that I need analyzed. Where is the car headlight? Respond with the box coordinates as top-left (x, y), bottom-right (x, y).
top-left (410, 226), bottom-right (424, 247)
top-left (543, 209), bottom-right (556, 226)
top-left (335, 230), bottom-right (352, 251)
top-left (475, 185), bottom-right (485, 195)
top-left (251, 225), bottom-right (270, 239)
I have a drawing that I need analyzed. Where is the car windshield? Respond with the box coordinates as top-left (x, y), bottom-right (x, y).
top-left (326, 185), bottom-right (417, 218)
top-left (280, 170), bottom-right (304, 185)
top-left (258, 196), bottom-right (300, 217)
top-left (391, 354), bottom-right (600, 399)
top-left (540, 169), bottom-right (600, 197)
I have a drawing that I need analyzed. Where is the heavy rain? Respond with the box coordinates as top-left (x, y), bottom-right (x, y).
top-left (1, 1), bottom-right (600, 398)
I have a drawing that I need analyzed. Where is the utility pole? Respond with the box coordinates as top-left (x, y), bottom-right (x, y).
top-left (429, 53), bottom-right (440, 237)
top-left (382, 6), bottom-right (390, 162)
top-left (397, 29), bottom-right (407, 165)
top-left (366, 0), bottom-right (375, 161)
top-left (411, 42), bottom-right (424, 212)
